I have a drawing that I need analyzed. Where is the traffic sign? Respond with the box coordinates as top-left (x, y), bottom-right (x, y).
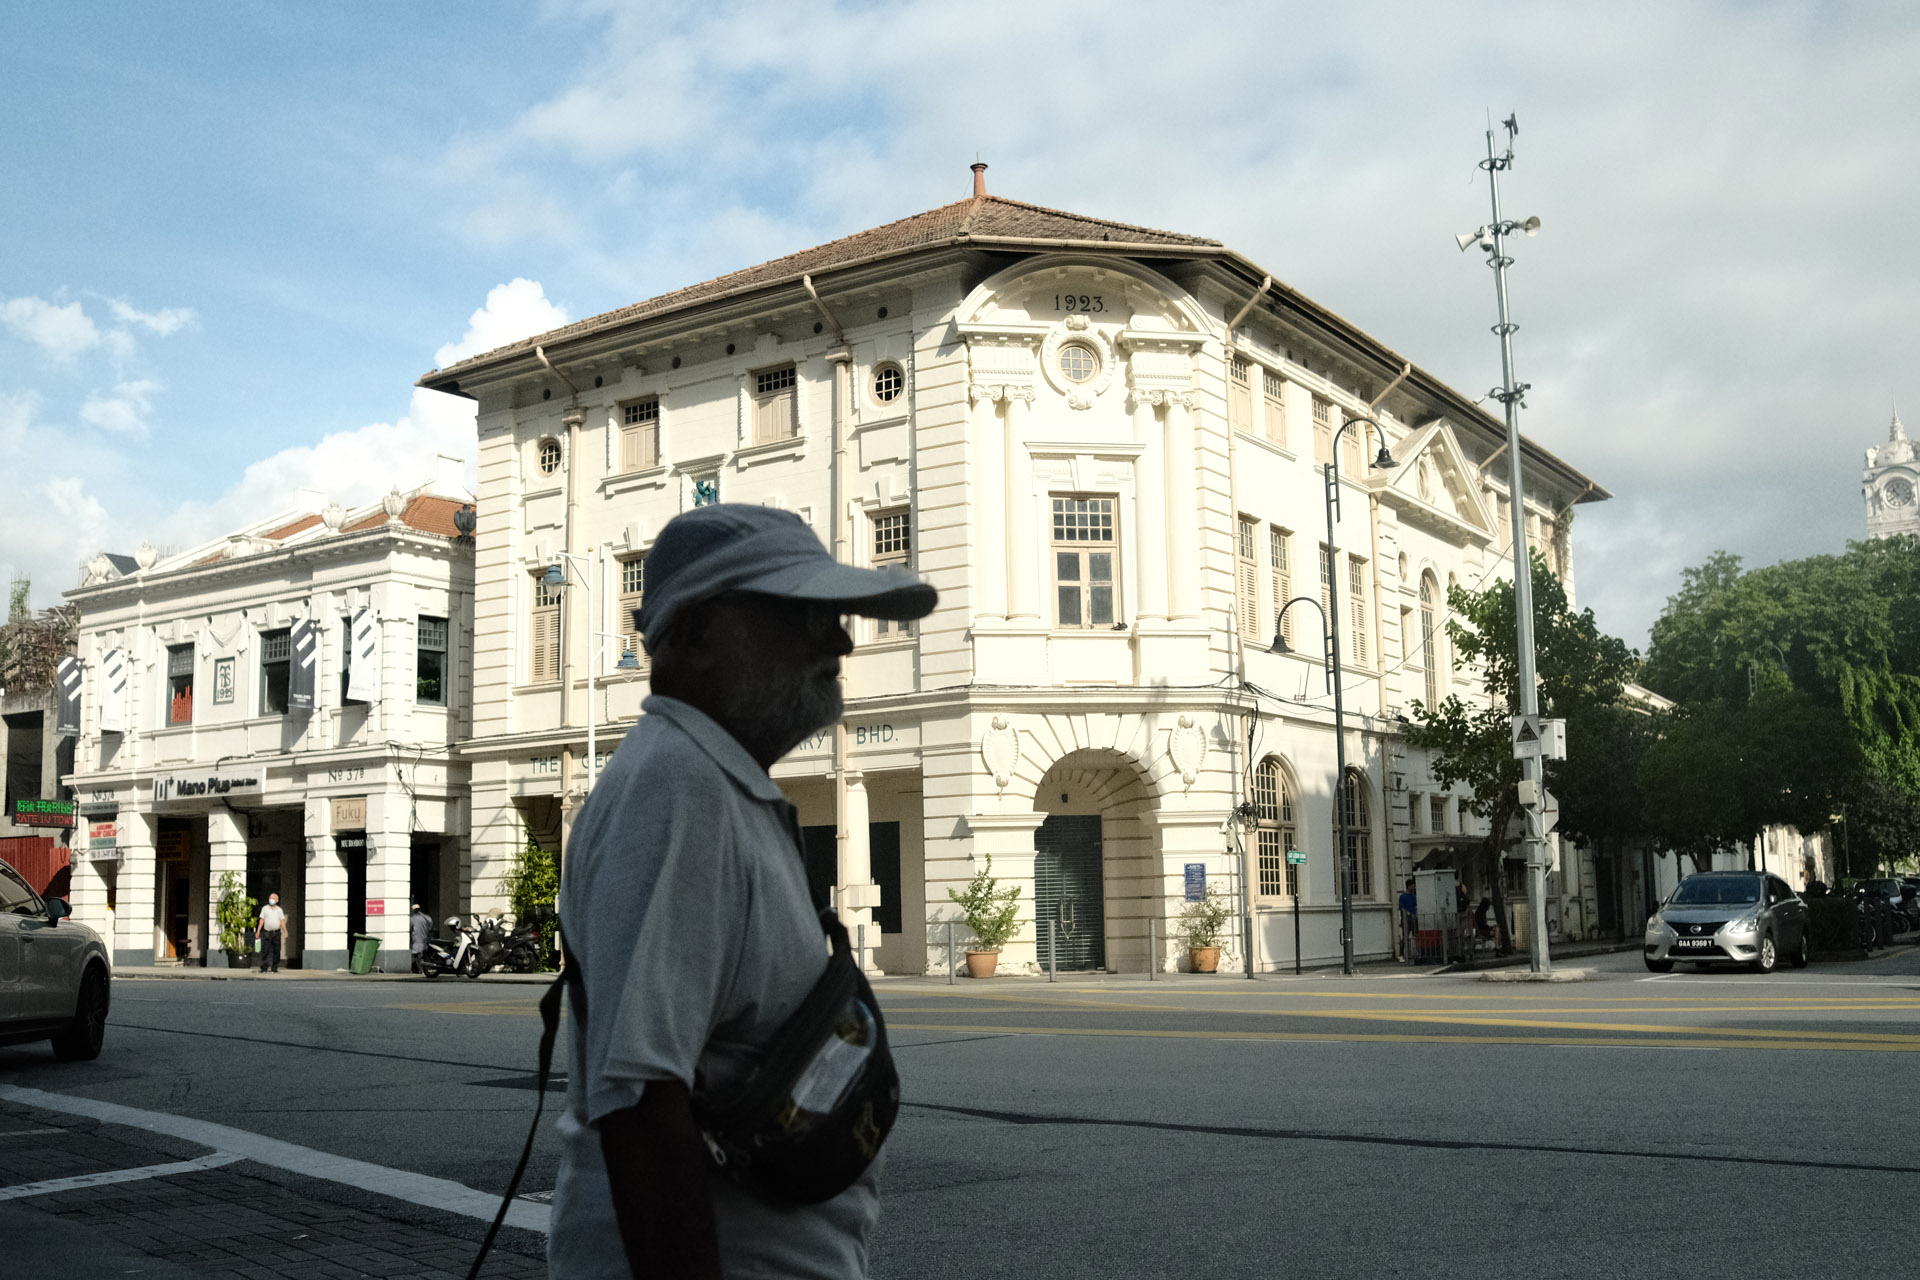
top-left (1511, 714), bottom-right (1566, 759)
top-left (1285, 850), bottom-right (1307, 865)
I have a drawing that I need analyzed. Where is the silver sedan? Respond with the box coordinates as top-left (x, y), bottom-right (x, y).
top-left (1644, 871), bottom-right (1810, 974)
top-left (0, 858), bottom-right (112, 1059)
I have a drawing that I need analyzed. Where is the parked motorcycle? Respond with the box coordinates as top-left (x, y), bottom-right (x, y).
top-left (467, 909), bottom-right (550, 977)
top-left (418, 915), bottom-right (480, 979)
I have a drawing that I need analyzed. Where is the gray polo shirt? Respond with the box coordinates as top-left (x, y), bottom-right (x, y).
top-left (548, 695), bottom-right (881, 1280)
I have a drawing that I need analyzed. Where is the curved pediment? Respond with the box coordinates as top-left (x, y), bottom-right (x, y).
top-left (958, 254), bottom-right (1211, 340)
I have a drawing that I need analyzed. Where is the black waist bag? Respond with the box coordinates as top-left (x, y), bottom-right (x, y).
top-left (690, 908), bottom-right (899, 1205)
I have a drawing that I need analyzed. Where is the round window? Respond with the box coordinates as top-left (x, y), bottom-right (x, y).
top-left (872, 364), bottom-right (904, 405)
top-left (537, 439), bottom-right (561, 476)
top-left (1058, 342), bottom-right (1098, 384)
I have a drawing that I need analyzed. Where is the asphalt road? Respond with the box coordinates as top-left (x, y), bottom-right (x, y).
top-left (4, 944), bottom-right (1919, 1277)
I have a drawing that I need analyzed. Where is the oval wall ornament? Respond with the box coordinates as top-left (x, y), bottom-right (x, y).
top-left (981, 715), bottom-right (1021, 790)
top-left (1169, 714), bottom-right (1206, 789)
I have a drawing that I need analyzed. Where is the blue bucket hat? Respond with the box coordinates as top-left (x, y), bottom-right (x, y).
top-left (638, 504), bottom-right (936, 648)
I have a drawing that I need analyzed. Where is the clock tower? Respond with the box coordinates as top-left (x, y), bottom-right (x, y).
top-left (1865, 410), bottom-right (1919, 539)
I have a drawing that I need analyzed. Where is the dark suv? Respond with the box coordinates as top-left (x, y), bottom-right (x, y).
top-left (1644, 871), bottom-right (1809, 974)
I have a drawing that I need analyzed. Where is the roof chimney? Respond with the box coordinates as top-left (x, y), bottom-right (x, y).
top-left (971, 162), bottom-right (988, 198)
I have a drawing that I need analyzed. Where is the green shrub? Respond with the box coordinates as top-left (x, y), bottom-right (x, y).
top-left (948, 854), bottom-right (1022, 950)
top-left (502, 834), bottom-right (560, 970)
top-left (215, 870), bottom-right (257, 956)
top-left (1176, 885), bottom-right (1233, 950)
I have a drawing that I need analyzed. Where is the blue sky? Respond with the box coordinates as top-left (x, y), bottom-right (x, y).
top-left (5, 1), bottom-right (1917, 651)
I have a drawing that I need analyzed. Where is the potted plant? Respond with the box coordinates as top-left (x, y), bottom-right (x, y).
top-left (1176, 884), bottom-right (1231, 973)
top-left (215, 870), bottom-right (258, 969)
top-left (947, 853), bottom-right (1022, 978)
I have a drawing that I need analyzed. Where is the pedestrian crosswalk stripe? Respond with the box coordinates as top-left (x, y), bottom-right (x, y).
top-left (0, 1151), bottom-right (242, 1200)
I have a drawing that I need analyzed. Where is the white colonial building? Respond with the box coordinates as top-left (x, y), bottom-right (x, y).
top-left (422, 166), bottom-right (1611, 974)
top-left (1864, 410), bottom-right (1918, 539)
top-left (61, 466), bottom-right (475, 971)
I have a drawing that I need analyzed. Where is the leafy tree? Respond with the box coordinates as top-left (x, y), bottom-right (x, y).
top-left (1400, 549), bottom-right (1638, 952)
top-left (502, 833), bottom-right (560, 969)
top-left (1641, 538), bottom-right (1920, 797)
top-left (1637, 690), bottom-right (1860, 871)
top-left (1551, 701), bottom-right (1661, 932)
top-left (0, 577), bottom-right (79, 692)
top-left (1837, 769), bottom-right (1920, 878)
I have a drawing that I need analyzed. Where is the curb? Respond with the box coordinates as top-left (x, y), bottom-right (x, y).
top-left (1478, 967), bottom-right (1593, 983)
top-left (114, 968), bottom-right (554, 984)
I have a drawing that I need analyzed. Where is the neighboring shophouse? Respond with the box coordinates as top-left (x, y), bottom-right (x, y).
top-left (420, 165), bottom-right (1609, 974)
top-left (2, 685), bottom-right (78, 898)
top-left (61, 468), bottom-right (475, 970)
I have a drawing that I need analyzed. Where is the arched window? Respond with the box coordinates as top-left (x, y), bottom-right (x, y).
top-left (1338, 769), bottom-right (1374, 899)
top-left (1419, 572), bottom-right (1441, 710)
top-left (1253, 757), bottom-right (1300, 898)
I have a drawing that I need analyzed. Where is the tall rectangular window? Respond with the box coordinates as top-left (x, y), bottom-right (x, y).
top-left (752, 365), bottom-right (797, 444)
top-left (417, 615), bottom-right (448, 705)
top-left (620, 398), bottom-right (659, 472)
top-left (530, 576), bottom-right (561, 683)
top-left (260, 629), bottom-right (291, 715)
top-left (1342, 414), bottom-right (1364, 476)
top-left (1270, 527), bottom-right (1293, 645)
top-left (1253, 759), bottom-right (1299, 898)
top-left (1348, 555), bottom-right (1370, 666)
top-left (617, 556), bottom-right (646, 663)
top-left (1312, 396), bottom-right (1333, 467)
top-left (871, 510), bottom-right (913, 638)
top-left (1236, 516), bottom-right (1261, 642)
top-left (1318, 543), bottom-right (1333, 640)
top-left (1262, 370), bottom-right (1288, 448)
top-left (1227, 357), bottom-right (1254, 434)
top-left (1430, 794), bottom-right (1449, 836)
top-left (167, 643), bottom-right (194, 725)
top-left (1051, 496), bottom-right (1118, 629)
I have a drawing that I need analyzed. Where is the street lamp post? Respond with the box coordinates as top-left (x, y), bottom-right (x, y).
top-left (1271, 417), bottom-right (1396, 975)
top-left (543, 552), bottom-right (642, 796)
top-left (1459, 115), bottom-right (1552, 974)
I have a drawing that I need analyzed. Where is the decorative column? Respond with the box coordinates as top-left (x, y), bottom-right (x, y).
top-left (116, 811), bottom-right (156, 967)
top-left (1131, 389), bottom-right (1169, 622)
top-left (971, 384), bottom-right (1007, 622)
top-left (206, 806), bottom-right (247, 963)
top-left (303, 795), bottom-right (347, 970)
top-left (1004, 388), bottom-right (1041, 622)
top-left (1166, 393), bottom-right (1201, 619)
top-left (838, 770), bottom-right (878, 972)
top-left (366, 791), bottom-right (413, 971)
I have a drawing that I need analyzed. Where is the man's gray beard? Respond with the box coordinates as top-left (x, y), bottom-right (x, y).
top-left (713, 664), bottom-right (843, 763)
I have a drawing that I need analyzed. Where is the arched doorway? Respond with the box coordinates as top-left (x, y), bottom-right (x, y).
top-left (1031, 747), bottom-right (1158, 972)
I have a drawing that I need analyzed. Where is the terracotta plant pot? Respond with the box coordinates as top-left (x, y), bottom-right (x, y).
top-left (1189, 945), bottom-right (1221, 973)
top-left (964, 949), bottom-right (1000, 979)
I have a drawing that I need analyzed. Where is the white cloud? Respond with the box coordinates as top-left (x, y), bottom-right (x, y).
top-left (106, 299), bottom-right (197, 337)
top-left (79, 379), bottom-right (163, 438)
top-left (433, 278), bottom-right (569, 369)
top-left (1, 295), bottom-right (101, 361)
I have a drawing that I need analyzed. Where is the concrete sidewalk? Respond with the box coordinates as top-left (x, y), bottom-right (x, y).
top-left (114, 964), bottom-right (554, 984)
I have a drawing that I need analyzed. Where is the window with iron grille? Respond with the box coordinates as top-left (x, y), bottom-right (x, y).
top-left (1347, 555), bottom-right (1370, 666)
top-left (1271, 527), bottom-right (1293, 646)
top-left (1340, 769), bottom-right (1375, 899)
top-left (871, 364), bottom-right (904, 406)
top-left (1263, 370), bottom-right (1288, 448)
top-left (1228, 357), bottom-right (1253, 434)
top-left (417, 615), bottom-right (448, 705)
top-left (752, 365), bottom-right (797, 443)
top-left (260, 628), bottom-right (291, 715)
top-left (167, 643), bottom-right (194, 725)
top-left (620, 398), bottom-right (660, 472)
top-left (530, 576), bottom-right (561, 683)
top-left (871, 510), bottom-right (913, 638)
top-left (1254, 757), bottom-right (1300, 897)
top-left (537, 438), bottom-right (562, 476)
top-left (1051, 496), bottom-right (1118, 628)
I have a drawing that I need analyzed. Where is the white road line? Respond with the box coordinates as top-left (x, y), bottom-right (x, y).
top-left (0, 1084), bottom-right (549, 1233)
top-left (0, 1151), bottom-right (242, 1200)
top-left (1644, 977), bottom-right (1918, 988)
top-left (0, 1128), bottom-right (69, 1138)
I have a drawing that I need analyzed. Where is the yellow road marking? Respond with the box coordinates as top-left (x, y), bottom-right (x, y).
top-left (887, 1022), bottom-right (1920, 1053)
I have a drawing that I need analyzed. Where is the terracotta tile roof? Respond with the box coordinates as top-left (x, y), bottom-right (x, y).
top-left (398, 494), bottom-right (470, 537)
top-left (261, 514), bottom-right (322, 541)
top-left (426, 194), bottom-right (1220, 378)
top-left (343, 511), bottom-right (389, 534)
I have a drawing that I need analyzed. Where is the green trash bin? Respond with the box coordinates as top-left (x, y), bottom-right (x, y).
top-left (349, 934), bottom-right (381, 975)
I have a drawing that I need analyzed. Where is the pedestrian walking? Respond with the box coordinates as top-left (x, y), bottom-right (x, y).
top-left (548, 504), bottom-right (935, 1280)
top-left (255, 893), bottom-right (289, 973)
top-left (409, 903), bottom-right (432, 974)
top-left (1398, 877), bottom-right (1418, 961)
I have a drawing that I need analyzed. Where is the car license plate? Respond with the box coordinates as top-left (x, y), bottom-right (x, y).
top-left (1674, 939), bottom-right (1711, 949)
